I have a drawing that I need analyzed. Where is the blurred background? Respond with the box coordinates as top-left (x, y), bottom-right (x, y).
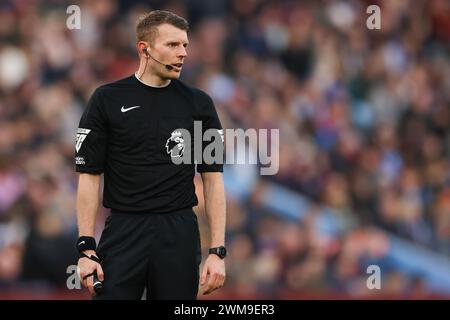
top-left (0, 0), bottom-right (449, 299)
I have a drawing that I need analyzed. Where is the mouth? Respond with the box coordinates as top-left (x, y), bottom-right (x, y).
top-left (172, 63), bottom-right (183, 69)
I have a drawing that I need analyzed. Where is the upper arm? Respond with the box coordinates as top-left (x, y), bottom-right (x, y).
top-left (195, 90), bottom-right (224, 173)
top-left (75, 89), bottom-right (109, 174)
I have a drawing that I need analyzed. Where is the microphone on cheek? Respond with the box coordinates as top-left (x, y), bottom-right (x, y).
top-left (144, 47), bottom-right (174, 71)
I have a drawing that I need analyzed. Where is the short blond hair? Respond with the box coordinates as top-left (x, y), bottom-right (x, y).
top-left (136, 10), bottom-right (189, 45)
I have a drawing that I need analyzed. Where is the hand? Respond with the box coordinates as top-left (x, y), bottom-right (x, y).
top-left (200, 254), bottom-right (226, 295)
top-left (77, 251), bottom-right (104, 296)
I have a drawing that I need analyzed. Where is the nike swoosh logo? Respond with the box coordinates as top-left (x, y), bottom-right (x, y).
top-left (78, 241), bottom-right (85, 245)
top-left (121, 105), bottom-right (142, 112)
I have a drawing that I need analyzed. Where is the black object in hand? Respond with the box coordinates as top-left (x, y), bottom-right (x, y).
top-left (93, 270), bottom-right (103, 294)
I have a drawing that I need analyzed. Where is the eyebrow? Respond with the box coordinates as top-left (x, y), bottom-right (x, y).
top-left (167, 40), bottom-right (189, 45)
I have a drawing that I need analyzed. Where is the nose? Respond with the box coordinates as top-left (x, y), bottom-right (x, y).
top-left (178, 46), bottom-right (187, 58)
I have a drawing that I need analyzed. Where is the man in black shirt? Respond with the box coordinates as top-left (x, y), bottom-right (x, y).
top-left (75, 10), bottom-right (226, 299)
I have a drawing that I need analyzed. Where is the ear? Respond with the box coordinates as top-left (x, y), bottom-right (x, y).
top-left (137, 41), bottom-right (148, 57)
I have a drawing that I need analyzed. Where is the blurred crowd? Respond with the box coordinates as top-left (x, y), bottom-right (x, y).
top-left (0, 0), bottom-right (449, 298)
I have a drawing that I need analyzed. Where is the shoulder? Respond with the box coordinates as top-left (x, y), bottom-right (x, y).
top-left (95, 75), bottom-right (136, 96)
top-left (172, 79), bottom-right (212, 103)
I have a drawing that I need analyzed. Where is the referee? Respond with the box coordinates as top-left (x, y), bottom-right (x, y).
top-left (75, 10), bottom-right (226, 300)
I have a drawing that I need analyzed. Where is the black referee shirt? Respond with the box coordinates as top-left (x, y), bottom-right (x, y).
top-left (75, 74), bottom-right (223, 213)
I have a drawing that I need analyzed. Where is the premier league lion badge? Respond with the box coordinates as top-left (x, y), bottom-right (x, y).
top-left (165, 130), bottom-right (185, 157)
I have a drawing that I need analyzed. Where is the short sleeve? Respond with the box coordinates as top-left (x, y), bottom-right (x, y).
top-left (195, 91), bottom-right (224, 173)
top-left (75, 89), bottom-right (108, 174)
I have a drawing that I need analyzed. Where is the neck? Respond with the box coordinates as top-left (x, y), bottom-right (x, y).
top-left (136, 59), bottom-right (171, 87)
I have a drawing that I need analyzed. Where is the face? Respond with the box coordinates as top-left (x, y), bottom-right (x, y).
top-left (144, 23), bottom-right (189, 79)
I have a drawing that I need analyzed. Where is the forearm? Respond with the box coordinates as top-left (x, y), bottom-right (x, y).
top-left (201, 172), bottom-right (226, 247)
top-left (77, 173), bottom-right (101, 237)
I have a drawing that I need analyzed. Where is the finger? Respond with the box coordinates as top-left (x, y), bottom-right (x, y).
top-left (204, 273), bottom-right (218, 295)
top-left (80, 271), bottom-right (89, 288)
top-left (211, 273), bottom-right (223, 292)
top-left (82, 277), bottom-right (88, 288)
top-left (200, 265), bottom-right (208, 286)
top-left (78, 270), bottom-right (85, 287)
top-left (87, 275), bottom-right (96, 296)
top-left (208, 276), bottom-right (220, 295)
top-left (215, 273), bottom-right (225, 289)
top-left (96, 264), bottom-right (104, 282)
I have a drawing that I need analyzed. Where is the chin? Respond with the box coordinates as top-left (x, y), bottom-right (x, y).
top-left (167, 72), bottom-right (181, 79)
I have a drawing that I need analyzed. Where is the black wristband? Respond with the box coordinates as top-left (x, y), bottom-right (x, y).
top-left (76, 236), bottom-right (96, 254)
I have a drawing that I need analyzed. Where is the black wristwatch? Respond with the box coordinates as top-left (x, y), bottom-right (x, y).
top-left (209, 246), bottom-right (227, 259)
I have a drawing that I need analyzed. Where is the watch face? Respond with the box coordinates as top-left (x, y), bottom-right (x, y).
top-left (219, 247), bottom-right (227, 257)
